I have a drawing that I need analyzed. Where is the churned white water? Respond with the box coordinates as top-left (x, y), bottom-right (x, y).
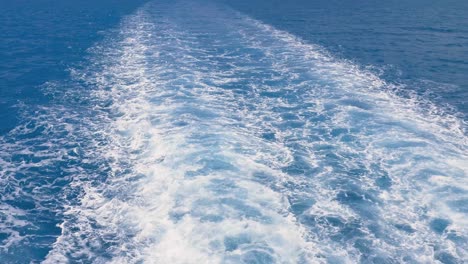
top-left (1, 1), bottom-right (465, 263)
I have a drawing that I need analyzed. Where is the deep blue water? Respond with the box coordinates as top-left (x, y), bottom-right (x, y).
top-left (0, 0), bottom-right (467, 263)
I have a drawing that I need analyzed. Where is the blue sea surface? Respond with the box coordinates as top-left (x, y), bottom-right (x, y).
top-left (0, 0), bottom-right (148, 134)
top-left (225, 0), bottom-right (468, 116)
top-left (0, 0), bottom-right (467, 263)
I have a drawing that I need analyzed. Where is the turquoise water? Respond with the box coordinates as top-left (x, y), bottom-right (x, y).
top-left (0, 0), bottom-right (467, 263)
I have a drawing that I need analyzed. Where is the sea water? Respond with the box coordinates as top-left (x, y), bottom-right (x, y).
top-left (0, 0), bottom-right (467, 263)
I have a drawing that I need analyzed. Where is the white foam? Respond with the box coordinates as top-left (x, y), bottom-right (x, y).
top-left (36, 1), bottom-right (468, 263)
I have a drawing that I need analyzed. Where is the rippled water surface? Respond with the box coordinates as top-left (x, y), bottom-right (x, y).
top-left (0, 0), bottom-right (467, 263)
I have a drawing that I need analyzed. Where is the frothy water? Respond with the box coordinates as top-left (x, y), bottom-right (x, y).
top-left (1, 1), bottom-right (467, 263)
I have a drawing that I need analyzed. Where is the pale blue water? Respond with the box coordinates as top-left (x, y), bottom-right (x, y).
top-left (0, 0), bottom-right (467, 263)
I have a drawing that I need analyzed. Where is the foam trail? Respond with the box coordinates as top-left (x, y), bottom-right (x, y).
top-left (44, 5), bottom-right (315, 263)
top-left (0, 0), bottom-right (464, 263)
